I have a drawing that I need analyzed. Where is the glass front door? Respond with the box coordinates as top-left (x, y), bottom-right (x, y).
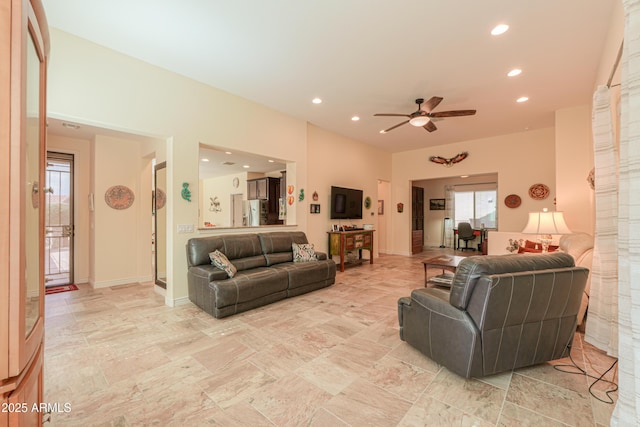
top-left (44, 152), bottom-right (74, 287)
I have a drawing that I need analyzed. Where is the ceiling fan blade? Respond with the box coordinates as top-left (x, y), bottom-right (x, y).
top-left (423, 96), bottom-right (443, 113)
top-left (429, 110), bottom-right (477, 118)
top-left (374, 113), bottom-right (410, 117)
top-left (423, 121), bottom-right (437, 132)
top-left (383, 120), bottom-right (410, 133)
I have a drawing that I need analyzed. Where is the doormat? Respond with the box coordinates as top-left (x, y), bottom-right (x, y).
top-left (45, 284), bottom-right (78, 295)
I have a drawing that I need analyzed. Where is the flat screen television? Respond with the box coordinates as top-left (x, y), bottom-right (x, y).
top-left (330, 186), bottom-right (363, 219)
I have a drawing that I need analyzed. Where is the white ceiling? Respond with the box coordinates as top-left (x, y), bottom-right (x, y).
top-left (199, 145), bottom-right (287, 180)
top-left (42, 0), bottom-right (616, 153)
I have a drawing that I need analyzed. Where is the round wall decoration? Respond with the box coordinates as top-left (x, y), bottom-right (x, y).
top-left (504, 194), bottom-right (522, 208)
top-left (105, 185), bottom-right (135, 210)
top-left (155, 188), bottom-right (166, 210)
top-left (528, 183), bottom-right (550, 200)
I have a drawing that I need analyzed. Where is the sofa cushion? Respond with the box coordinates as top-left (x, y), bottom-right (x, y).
top-left (292, 243), bottom-right (318, 262)
top-left (209, 250), bottom-right (237, 278)
top-left (271, 260), bottom-right (336, 290)
top-left (258, 231), bottom-right (309, 266)
top-left (186, 234), bottom-right (266, 270)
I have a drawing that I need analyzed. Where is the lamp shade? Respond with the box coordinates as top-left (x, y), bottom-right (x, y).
top-left (522, 210), bottom-right (572, 234)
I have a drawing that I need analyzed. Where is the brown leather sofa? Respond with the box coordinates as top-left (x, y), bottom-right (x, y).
top-left (398, 252), bottom-right (588, 378)
top-left (186, 231), bottom-right (336, 318)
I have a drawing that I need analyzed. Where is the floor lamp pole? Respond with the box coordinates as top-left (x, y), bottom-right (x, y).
top-left (440, 217), bottom-right (450, 248)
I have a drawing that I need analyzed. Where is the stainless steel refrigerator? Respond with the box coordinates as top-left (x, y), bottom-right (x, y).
top-left (244, 199), bottom-right (268, 226)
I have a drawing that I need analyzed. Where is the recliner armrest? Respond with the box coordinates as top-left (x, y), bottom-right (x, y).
top-left (410, 288), bottom-right (470, 322)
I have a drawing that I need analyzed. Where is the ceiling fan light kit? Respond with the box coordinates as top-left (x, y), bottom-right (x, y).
top-left (409, 116), bottom-right (430, 127)
top-left (374, 97), bottom-right (476, 134)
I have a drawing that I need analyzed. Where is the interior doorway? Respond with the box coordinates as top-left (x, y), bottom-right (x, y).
top-left (411, 186), bottom-right (424, 254)
top-left (231, 193), bottom-right (244, 227)
top-left (45, 152), bottom-right (74, 287)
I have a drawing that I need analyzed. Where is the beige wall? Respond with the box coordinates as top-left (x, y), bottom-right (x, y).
top-left (48, 29), bottom-right (308, 304)
top-left (555, 105), bottom-right (595, 234)
top-left (92, 135), bottom-right (151, 287)
top-left (391, 128), bottom-right (556, 255)
top-left (47, 134), bottom-right (91, 284)
top-left (305, 124), bottom-right (392, 255)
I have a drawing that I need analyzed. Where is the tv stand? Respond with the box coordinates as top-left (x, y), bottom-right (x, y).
top-left (327, 230), bottom-right (374, 272)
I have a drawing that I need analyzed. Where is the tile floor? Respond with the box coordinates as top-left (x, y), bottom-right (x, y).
top-left (44, 251), bottom-right (618, 426)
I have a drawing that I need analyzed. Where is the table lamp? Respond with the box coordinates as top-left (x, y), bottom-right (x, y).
top-left (521, 208), bottom-right (572, 252)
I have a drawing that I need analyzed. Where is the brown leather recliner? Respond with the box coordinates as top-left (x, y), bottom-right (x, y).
top-left (398, 252), bottom-right (588, 378)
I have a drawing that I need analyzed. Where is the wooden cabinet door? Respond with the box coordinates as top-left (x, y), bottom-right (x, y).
top-left (411, 187), bottom-right (424, 254)
top-left (0, 394), bottom-right (7, 427)
top-left (247, 180), bottom-right (257, 199)
top-left (7, 345), bottom-right (43, 426)
top-left (1, 0), bottom-right (49, 410)
top-left (256, 178), bottom-right (267, 199)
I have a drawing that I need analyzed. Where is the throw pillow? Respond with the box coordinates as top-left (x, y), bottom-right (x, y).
top-left (292, 243), bottom-right (318, 262)
top-left (524, 240), bottom-right (541, 250)
top-left (209, 250), bottom-right (237, 278)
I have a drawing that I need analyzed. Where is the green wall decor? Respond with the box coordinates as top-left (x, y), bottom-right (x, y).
top-left (181, 182), bottom-right (191, 202)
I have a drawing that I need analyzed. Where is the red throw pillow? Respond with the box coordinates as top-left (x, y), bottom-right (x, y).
top-left (548, 245), bottom-right (559, 252)
top-left (525, 240), bottom-right (542, 250)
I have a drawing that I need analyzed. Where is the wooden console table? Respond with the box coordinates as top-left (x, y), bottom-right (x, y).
top-left (327, 230), bottom-right (374, 272)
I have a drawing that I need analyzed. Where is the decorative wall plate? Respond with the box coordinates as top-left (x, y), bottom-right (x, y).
top-left (364, 196), bottom-right (372, 209)
top-left (105, 185), bottom-right (135, 210)
top-left (528, 183), bottom-right (550, 200)
top-left (155, 188), bottom-right (166, 210)
top-left (504, 194), bottom-right (521, 208)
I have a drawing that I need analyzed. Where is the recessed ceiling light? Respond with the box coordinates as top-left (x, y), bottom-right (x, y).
top-left (312, 98), bottom-right (322, 104)
top-left (491, 24), bottom-right (509, 36)
top-left (351, 116), bottom-right (360, 121)
top-left (460, 175), bottom-right (469, 178)
top-left (243, 165), bottom-right (250, 168)
top-left (516, 96), bottom-right (529, 103)
top-left (379, 130), bottom-right (386, 134)
top-left (201, 158), bottom-right (209, 162)
top-left (507, 68), bottom-right (522, 77)
top-left (268, 159), bottom-right (274, 163)
top-left (225, 151), bottom-right (232, 155)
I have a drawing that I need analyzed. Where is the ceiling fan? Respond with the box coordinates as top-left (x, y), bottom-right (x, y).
top-left (374, 97), bottom-right (476, 133)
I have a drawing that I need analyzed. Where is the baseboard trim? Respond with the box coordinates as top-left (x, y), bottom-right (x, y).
top-left (385, 250), bottom-right (412, 256)
top-left (165, 295), bottom-right (191, 307)
top-left (91, 276), bottom-right (150, 289)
